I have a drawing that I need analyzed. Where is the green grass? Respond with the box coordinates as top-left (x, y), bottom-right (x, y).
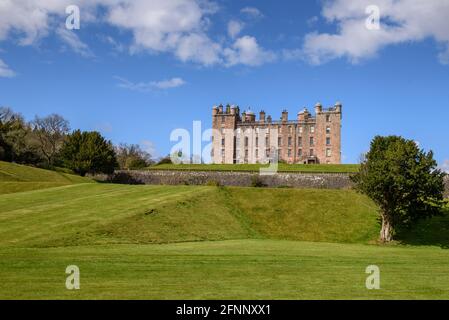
top-left (1, 161), bottom-right (448, 299)
top-left (148, 163), bottom-right (360, 173)
top-left (0, 184), bottom-right (379, 247)
top-left (1, 240), bottom-right (449, 299)
top-left (0, 161), bottom-right (93, 194)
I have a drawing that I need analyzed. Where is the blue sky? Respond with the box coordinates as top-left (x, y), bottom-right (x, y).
top-left (0, 0), bottom-right (448, 168)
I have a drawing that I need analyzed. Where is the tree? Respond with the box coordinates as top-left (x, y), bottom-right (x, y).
top-left (115, 143), bottom-right (154, 169)
top-left (351, 136), bottom-right (447, 242)
top-left (60, 130), bottom-right (117, 176)
top-left (0, 107), bottom-right (40, 164)
top-left (31, 114), bottom-right (70, 166)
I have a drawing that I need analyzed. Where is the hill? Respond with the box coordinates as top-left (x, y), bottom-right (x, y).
top-left (0, 161), bottom-right (93, 194)
top-left (0, 183), bottom-right (379, 247)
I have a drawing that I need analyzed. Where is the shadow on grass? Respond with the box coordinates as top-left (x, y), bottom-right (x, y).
top-left (396, 211), bottom-right (449, 249)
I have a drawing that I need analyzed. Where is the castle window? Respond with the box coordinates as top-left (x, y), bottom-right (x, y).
top-left (326, 126), bottom-right (331, 134)
top-left (288, 149), bottom-right (292, 157)
top-left (221, 138), bottom-right (225, 146)
top-left (266, 149), bottom-right (270, 158)
top-left (298, 148), bottom-right (302, 156)
top-left (326, 137), bottom-right (331, 145)
top-left (256, 149), bottom-right (259, 158)
top-left (211, 148), bottom-right (214, 157)
top-left (288, 136), bottom-right (292, 146)
top-left (256, 137), bottom-right (259, 147)
top-left (326, 115), bottom-right (330, 122)
top-left (278, 137), bottom-right (282, 147)
top-left (310, 137), bottom-right (314, 146)
top-left (244, 137), bottom-right (249, 147)
top-left (221, 149), bottom-right (225, 157)
top-left (245, 149), bottom-right (248, 158)
top-left (310, 149), bottom-right (314, 156)
top-left (265, 136), bottom-right (269, 147)
top-left (298, 137), bottom-right (302, 147)
top-left (310, 126), bottom-right (315, 133)
top-left (326, 148), bottom-right (332, 157)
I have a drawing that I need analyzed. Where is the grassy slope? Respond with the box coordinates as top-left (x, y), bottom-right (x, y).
top-left (148, 163), bottom-right (360, 173)
top-left (0, 161), bottom-right (93, 194)
top-left (0, 184), bottom-right (379, 247)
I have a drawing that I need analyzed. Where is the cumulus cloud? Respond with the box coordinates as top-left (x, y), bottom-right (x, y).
top-left (115, 76), bottom-right (186, 92)
top-left (302, 0), bottom-right (449, 65)
top-left (224, 36), bottom-right (276, 66)
top-left (0, 59), bottom-right (16, 77)
top-left (240, 7), bottom-right (263, 19)
top-left (227, 20), bottom-right (244, 39)
top-left (0, 0), bottom-right (273, 67)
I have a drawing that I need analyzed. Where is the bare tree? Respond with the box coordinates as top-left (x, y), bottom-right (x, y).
top-left (32, 114), bottom-right (70, 166)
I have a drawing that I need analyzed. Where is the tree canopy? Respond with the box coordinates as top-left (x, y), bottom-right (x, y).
top-left (351, 135), bottom-right (447, 242)
top-left (60, 130), bottom-right (117, 176)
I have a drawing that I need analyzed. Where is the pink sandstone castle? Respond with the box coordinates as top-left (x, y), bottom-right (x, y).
top-left (211, 102), bottom-right (342, 164)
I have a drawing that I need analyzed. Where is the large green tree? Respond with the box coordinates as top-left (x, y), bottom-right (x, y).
top-left (60, 130), bottom-right (117, 176)
top-left (351, 136), bottom-right (446, 242)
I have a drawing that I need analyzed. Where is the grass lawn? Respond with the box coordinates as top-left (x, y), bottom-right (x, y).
top-left (1, 240), bottom-right (449, 299)
top-left (1, 162), bottom-right (448, 299)
top-left (148, 163), bottom-right (360, 173)
top-left (0, 161), bottom-right (93, 194)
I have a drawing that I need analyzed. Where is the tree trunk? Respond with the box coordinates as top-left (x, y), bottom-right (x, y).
top-left (380, 213), bottom-right (393, 242)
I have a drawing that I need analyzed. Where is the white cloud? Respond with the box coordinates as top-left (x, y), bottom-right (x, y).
top-left (224, 36), bottom-right (276, 67)
top-left (240, 7), bottom-right (263, 19)
top-left (0, 0), bottom-right (273, 67)
top-left (302, 0), bottom-right (449, 65)
top-left (440, 160), bottom-right (449, 173)
top-left (56, 28), bottom-right (94, 58)
top-left (227, 20), bottom-right (244, 39)
top-left (0, 59), bottom-right (16, 77)
top-left (115, 76), bottom-right (186, 92)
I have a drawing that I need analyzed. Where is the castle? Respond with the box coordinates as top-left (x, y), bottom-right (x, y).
top-left (211, 102), bottom-right (342, 164)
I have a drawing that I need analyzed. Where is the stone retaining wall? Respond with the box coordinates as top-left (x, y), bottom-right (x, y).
top-left (93, 170), bottom-right (449, 195)
top-left (94, 170), bottom-right (354, 189)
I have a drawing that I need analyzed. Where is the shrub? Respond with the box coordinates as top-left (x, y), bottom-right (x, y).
top-left (251, 175), bottom-right (267, 188)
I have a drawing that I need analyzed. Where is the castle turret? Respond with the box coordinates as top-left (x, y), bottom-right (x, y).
top-left (315, 102), bottom-right (322, 115)
top-left (212, 105), bottom-right (218, 116)
top-left (334, 101), bottom-right (342, 115)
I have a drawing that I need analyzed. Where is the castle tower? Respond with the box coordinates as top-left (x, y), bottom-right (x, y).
top-left (211, 104), bottom-right (238, 164)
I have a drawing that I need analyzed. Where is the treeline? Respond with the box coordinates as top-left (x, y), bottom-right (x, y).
top-left (0, 106), bottom-right (155, 176)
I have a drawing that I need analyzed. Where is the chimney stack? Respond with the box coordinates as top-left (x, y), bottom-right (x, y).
top-left (281, 109), bottom-right (288, 122)
top-left (259, 110), bottom-right (266, 123)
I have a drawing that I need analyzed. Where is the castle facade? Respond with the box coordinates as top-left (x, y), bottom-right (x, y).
top-left (211, 102), bottom-right (342, 164)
